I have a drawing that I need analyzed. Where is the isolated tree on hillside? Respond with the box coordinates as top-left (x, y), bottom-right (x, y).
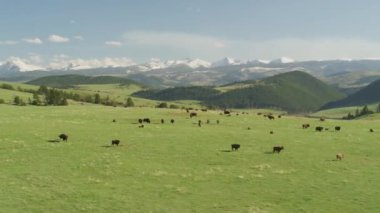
top-left (94, 93), bottom-right (101, 104)
top-left (125, 97), bottom-right (134, 107)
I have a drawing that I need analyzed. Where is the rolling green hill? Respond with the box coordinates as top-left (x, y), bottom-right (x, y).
top-left (134, 71), bottom-right (345, 113)
top-left (322, 78), bottom-right (380, 109)
top-left (27, 74), bottom-right (143, 88)
top-left (206, 71), bottom-right (345, 112)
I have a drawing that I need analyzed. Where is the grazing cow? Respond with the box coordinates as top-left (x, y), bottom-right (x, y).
top-left (59, 134), bottom-right (68, 142)
top-left (273, 146), bottom-right (284, 153)
top-left (315, 126), bottom-right (324, 132)
top-left (190, 112), bottom-right (197, 118)
top-left (257, 112), bottom-right (262, 116)
top-left (224, 110), bottom-right (231, 115)
top-left (302, 124), bottom-right (310, 129)
top-left (201, 109), bottom-right (207, 112)
top-left (138, 119), bottom-right (143, 124)
top-left (231, 144), bottom-right (240, 151)
top-left (143, 118), bottom-right (151, 123)
top-left (186, 108), bottom-right (189, 113)
top-left (336, 153), bottom-right (344, 160)
top-left (320, 118), bottom-right (325, 121)
top-left (170, 119), bottom-right (175, 124)
top-left (278, 115), bottom-right (282, 118)
top-left (267, 115), bottom-right (275, 120)
top-left (198, 120), bottom-right (202, 127)
top-left (335, 126), bottom-right (341, 131)
top-left (111, 139), bottom-right (120, 146)
top-left (270, 130), bottom-right (274, 134)
top-left (138, 125), bottom-right (144, 128)
top-left (161, 119), bottom-right (165, 124)
top-left (370, 129), bottom-right (374, 132)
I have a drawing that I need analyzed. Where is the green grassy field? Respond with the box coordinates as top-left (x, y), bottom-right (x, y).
top-left (1, 104), bottom-right (380, 212)
top-left (312, 103), bottom-right (380, 119)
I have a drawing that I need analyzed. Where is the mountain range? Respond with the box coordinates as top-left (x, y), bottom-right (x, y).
top-left (2, 57), bottom-right (380, 90)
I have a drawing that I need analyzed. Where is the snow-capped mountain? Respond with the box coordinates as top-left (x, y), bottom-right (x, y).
top-left (211, 57), bottom-right (243, 67)
top-left (0, 57), bottom-right (45, 72)
top-left (270, 57), bottom-right (295, 64)
top-left (135, 58), bottom-right (211, 71)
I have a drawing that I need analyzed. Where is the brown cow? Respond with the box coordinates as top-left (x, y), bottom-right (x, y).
top-left (336, 153), bottom-right (344, 160)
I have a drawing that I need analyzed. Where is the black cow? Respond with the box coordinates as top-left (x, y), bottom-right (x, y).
top-left (335, 126), bottom-right (341, 131)
top-left (267, 115), bottom-right (275, 120)
top-left (302, 124), bottom-right (310, 129)
top-left (270, 130), bottom-right (274, 134)
top-left (224, 110), bottom-right (231, 115)
top-left (138, 119), bottom-right (143, 124)
top-left (201, 109), bottom-right (207, 112)
top-left (170, 119), bottom-right (175, 124)
top-left (315, 126), bottom-right (324, 132)
top-left (138, 125), bottom-right (144, 128)
top-left (278, 115), bottom-right (282, 118)
top-left (161, 119), bottom-right (165, 124)
top-left (59, 134), bottom-right (68, 142)
top-left (190, 112), bottom-right (197, 118)
top-left (198, 120), bottom-right (202, 127)
top-left (143, 118), bottom-right (151, 123)
top-left (273, 146), bottom-right (284, 153)
top-left (112, 119), bottom-right (116, 123)
top-left (320, 118), bottom-right (325, 121)
top-left (231, 144), bottom-right (240, 151)
top-left (111, 139), bottom-right (120, 146)
top-left (370, 129), bottom-right (374, 132)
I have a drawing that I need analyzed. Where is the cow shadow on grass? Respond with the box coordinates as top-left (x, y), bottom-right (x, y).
top-left (264, 151), bottom-right (274, 154)
top-left (220, 150), bottom-right (232, 152)
top-left (100, 145), bottom-right (124, 148)
top-left (47, 139), bottom-right (60, 143)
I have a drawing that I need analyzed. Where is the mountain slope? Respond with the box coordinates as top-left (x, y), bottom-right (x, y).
top-left (27, 75), bottom-right (143, 88)
top-left (322, 78), bottom-right (380, 109)
top-left (207, 71), bottom-right (345, 112)
top-left (133, 86), bottom-right (220, 101)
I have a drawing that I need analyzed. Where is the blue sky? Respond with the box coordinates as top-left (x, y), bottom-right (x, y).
top-left (1, 0), bottom-right (380, 66)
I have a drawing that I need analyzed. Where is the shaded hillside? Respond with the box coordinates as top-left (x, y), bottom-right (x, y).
top-left (205, 71), bottom-right (345, 112)
top-left (322, 79), bottom-right (380, 109)
top-left (27, 75), bottom-right (143, 88)
top-left (133, 86), bottom-right (220, 101)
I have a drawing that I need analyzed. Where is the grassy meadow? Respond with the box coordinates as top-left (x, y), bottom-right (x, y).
top-left (0, 104), bottom-right (380, 212)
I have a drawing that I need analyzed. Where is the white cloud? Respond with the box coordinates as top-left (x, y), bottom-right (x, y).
top-left (105, 41), bottom-right (123, 47)
top-left (73, 35), bottom-right (84, 40)
top-left (0, 40), bottom-right (18, 45)
top-left (48, 34), bottom-right (70, 43)
top-left (22, 38), bottom-right (43, 44)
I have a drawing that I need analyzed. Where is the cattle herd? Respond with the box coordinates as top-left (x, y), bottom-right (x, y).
top-left (54, 108), bottom-right (376, 161)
